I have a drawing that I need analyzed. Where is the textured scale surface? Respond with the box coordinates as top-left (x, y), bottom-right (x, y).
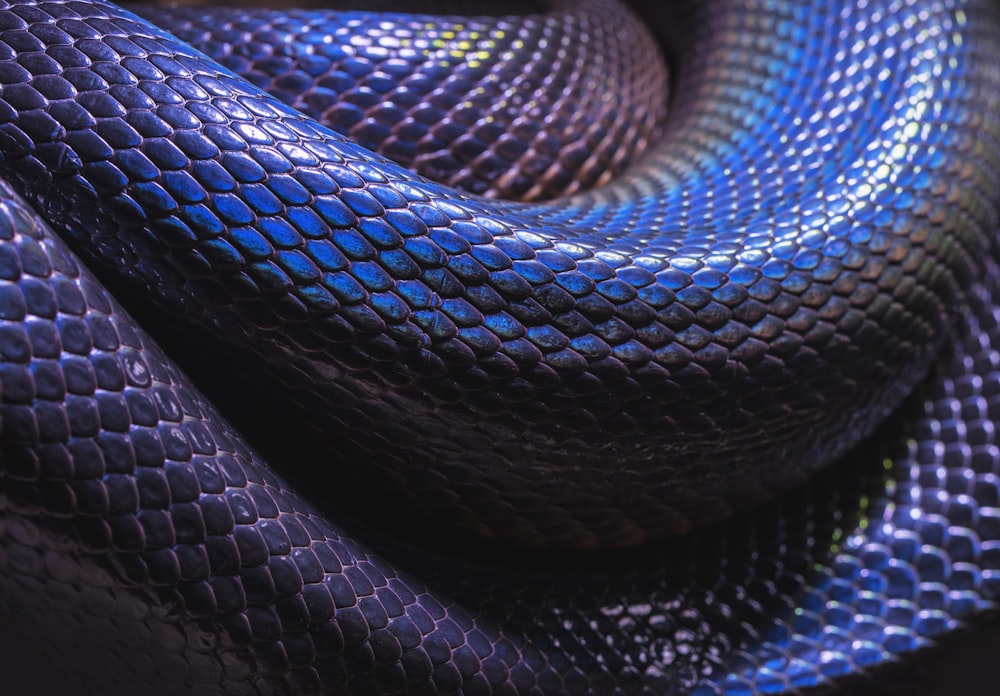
top-left (0, 0), bottom-right (994, 550)
top-left (0, 0), bottom-right (1000, 694)
top-left (137, 0), bottom-right (669, 202)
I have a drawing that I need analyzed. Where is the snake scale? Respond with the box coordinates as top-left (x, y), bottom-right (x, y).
top-left (1, 0), bottom-right (1000, 693)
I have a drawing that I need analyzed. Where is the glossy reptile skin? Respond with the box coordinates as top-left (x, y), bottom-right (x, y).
top-left (2, 0), bottom-right (1000, 694)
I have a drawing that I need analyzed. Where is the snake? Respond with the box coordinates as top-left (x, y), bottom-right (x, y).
top-left (1, 0), bottom-right (1000, 693)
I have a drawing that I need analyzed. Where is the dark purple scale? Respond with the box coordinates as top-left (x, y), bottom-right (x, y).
top-left (1, 0), bottom-right (1000, 694)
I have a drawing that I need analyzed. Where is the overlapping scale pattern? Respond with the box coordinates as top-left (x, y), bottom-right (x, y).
top-left (137, 0), bottom-right (668, 202)
top-left (0, 0), bottom-right (996, 549)
top-left (1, 0), bottom-right (1000, 694)
top-left (4, 183), bottom-right (1000, 694)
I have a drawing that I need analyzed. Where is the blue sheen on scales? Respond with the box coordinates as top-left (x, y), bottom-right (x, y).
top-left (0, 0), bottom-right (999, 694)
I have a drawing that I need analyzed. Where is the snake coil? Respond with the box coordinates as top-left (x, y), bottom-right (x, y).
top-left (1, 0), bottom-right (1000, 694)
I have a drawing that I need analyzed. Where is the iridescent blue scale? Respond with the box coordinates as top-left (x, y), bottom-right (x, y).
top-left (0, 0), bottom-right (998, 694)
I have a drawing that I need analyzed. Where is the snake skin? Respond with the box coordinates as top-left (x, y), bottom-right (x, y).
top-left (1, 0), bottom-right (1000, 694)
top-left (136, 0), bottom-right (669, 202)
top-left (0, 0), bottom-right (993, 552)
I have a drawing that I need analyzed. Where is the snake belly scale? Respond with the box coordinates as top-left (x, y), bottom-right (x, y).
top-left (1, 0), bottom-right (1000, 694)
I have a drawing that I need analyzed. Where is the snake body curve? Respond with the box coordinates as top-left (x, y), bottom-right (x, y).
top-left (1, 0), bottom-right (1000, 694)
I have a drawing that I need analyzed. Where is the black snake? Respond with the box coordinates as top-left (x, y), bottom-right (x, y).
top-left (1, 0), bottom-right (1000, 693)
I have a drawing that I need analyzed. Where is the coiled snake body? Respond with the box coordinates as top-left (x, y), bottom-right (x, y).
top-left (1, 0), bottom-right (1000, 693)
